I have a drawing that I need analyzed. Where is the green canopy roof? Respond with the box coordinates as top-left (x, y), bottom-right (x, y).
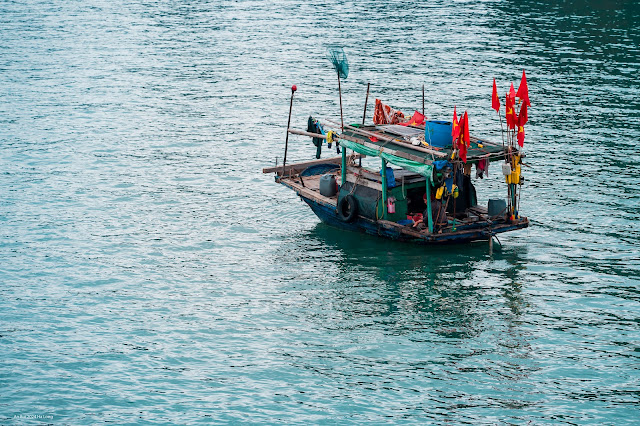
top-left (339, 138), bottom-right (434, 178)
top-left (340, 125), bottom-right (507, 170)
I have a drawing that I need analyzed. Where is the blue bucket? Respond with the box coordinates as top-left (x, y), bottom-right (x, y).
top-left (425, 121), bottom-right (453, 148)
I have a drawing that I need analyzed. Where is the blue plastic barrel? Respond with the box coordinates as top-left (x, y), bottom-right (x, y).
top-left (425, 121), bottom-right (453, 148)
top-left (488, 199), bottom-right (507, 217)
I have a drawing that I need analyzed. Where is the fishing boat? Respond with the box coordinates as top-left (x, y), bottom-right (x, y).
top-left (264, 53), bottom-right (531, 245)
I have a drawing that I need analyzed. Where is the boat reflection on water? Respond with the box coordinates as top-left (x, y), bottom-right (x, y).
top-left (272, 223), bottom-right (538, 403)
top-left (278, 222), bottom-right (530, 336)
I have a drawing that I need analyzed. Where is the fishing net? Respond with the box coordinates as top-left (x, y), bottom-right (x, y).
top-left (327, 46), bottom-right (349, 79)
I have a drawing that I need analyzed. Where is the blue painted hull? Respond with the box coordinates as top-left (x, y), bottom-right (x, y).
top-left (300, 195), bottom-right (528, 245)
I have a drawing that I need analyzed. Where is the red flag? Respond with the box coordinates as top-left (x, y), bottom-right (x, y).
top-left (462, 111), bottom-right (470, 147)
top-left (516, 102), bottom-right (528, 147)
top-left (492, 79), bottom-right (500, 112)
top-left (457, 111), bottom-right (470, 163)
top-left (505, 92), bottom-right (517, 129)
top-left (457, 135), bottom-right (467, 163)
top-left (509, 82), bottom-right (516, 100)
top-left (400, 110), bottom-right (425, 126)
top-left (518, 103), bottom-right (528, 127)
top-left (516, 69), bottom-right (531, 107)
top-left (451, 106), bottom-right (460, 141)
top-left (517, 125), bottom-right (525, 147)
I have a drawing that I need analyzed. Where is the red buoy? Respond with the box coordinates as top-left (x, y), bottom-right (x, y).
top-left (292, 85), bottom-right (297, 92)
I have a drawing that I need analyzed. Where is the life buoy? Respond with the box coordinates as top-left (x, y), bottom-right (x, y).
top-left (337, 195), bottom-right (358, 222)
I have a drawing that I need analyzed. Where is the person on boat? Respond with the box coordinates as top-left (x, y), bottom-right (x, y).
top-left (413, 193), bottom-right (447, 232)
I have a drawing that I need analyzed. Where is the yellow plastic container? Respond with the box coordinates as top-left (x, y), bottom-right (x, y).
top-left (509, 164), bottom-right (521, 184)
top-left (506, 156), bottom-right (521, 184)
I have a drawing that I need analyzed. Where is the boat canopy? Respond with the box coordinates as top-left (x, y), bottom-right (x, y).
top-left (334, 122), bottom-right (507, 181)
top-left (339, 139), bottom-right (433, 177)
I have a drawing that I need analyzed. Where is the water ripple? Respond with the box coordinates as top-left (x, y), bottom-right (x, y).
top-left (1, 0), bottom-right (639, 424)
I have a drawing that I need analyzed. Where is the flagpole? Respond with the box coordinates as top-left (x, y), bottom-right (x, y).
top-left (498, 111), bottom-right (505, 149)
top-left (282, 84), bottom-right (297, 177)
top-left (338, 72), bottom-right (344, 132)
top-left (509, 102), bottom-right (518, 218)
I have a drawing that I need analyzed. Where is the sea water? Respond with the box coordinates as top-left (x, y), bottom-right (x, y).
top-left (1, 1), bottom-right (639, 423)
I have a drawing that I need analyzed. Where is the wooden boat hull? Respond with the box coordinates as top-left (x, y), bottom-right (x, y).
top-left (273, 166), bottom-right (528, 245)
top-left (299, 191), bottom-right (529, 245)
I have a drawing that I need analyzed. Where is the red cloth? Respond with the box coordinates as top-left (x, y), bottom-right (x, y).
top-left (509, 82), bottom-right (516, 101)
top-left (492, 79), bottom-right (500, 112)
top-left (399, 110), bottom-right (425, 126)
top-left (373, 99), bottom-right (405, 125)
top-left (373, 99), bottom-right (386, 124)
top-left (516, 69), bottom-right (531, 107)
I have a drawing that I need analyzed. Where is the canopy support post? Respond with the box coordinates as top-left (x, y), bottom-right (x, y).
top-left (381, 159), bottom-right (388, 220)
top-left (341, 147), bottom-right (347, 186)
top-left (426, 177), bottom-right (433, 234)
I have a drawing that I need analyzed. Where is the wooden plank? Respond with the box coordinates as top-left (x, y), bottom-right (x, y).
top-left (377, 220), bottom-right (428, 238)
top-left (320, 118), bottom-right (448, 158)
top-left (468, 205), bottom-right (488, 214)
top-left (288, 128), bottom-right (327, 139)
top-left (346, 166), bottom-right (381, 181)
top-left (345, 173), bottom-right (382, 191)
top-left (470, 135), bottom-right (501, 148)
top-left (280, 177), bottom-right (338, 207)
top-left (263, 155), bottom-right (360, 174)
top-left (346, 166), bottom-right (424, 183)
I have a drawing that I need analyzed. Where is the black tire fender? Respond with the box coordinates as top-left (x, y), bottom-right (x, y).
top-left (337, 195), bottom-right (358, 222)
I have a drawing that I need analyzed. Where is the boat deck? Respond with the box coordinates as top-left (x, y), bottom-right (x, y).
top-left (275, 163), bottom-right (524, 235)
top-left (341, 125), bottom-right (508, 165)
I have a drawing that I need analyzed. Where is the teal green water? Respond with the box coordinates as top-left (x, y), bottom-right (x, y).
top-left (1, 1), bottom-right (639, 424)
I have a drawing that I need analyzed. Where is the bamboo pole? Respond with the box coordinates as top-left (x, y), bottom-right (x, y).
top-left (362, 82), bottom-right (370, 126)
top-left (498, 111), bottom-right (506, 148)
top-left (288, 128), bottom-right (327, 139)
top-left (338, 73), bottom-right (344, 132)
